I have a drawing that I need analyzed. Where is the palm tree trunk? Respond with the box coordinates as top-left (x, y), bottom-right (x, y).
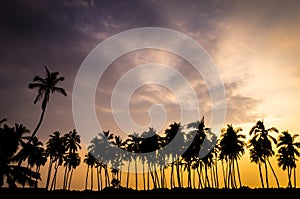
top-left (99, 167), bottom-right (103, 191)
top-left (91, 166), bottom-right (94, 190)
top-left (205, 165), bottom-right (210, 188)
top-left (267, 159), bottom-right (280, 188)
top-left (63, 166), bottom-right (68, 189)
top-left (215, 161), bottom-right (219, 188)
top-left (188, 164), bottom-right (191, 188)
top-left (170, 164), bottom-right (174, 188)
top-left (46, 159), bottom-right (53, 190)
top-left (176, 163), bottom-right (181, 188)
top-left (294, 168), bottom-right (296, 188)
top-left (50, 161), bottom-right (59, 191)
top-left (147, 165), bottom-right (150, 190)
top-left (197, 167), bottom-right (203, 189)
top-left (85, 166), bottom-right (89, 190)
top-left (221, 160), bottom-right (227, 188)
top-left (97, 167), bottom-right (100, 191)
top-left (258, 163), bottom-right (264, 188)
top-left (30, 108), bottom-right (46, 143)
top-left (135, 158), bottom-right (138, 190)
top-left (68, 168), bottom-right (74, 190)
top-left (126, 161), bottom-right (131, 188)
top-left (142, 161), bottom-right (146, 190)
top-left (236, 160), bottom-right (242, 187)
top-left (264, 162), bottom-right (269, 188)
top-left (288, 168), bottom-right (292, 188)
top-left (227, 160), bottom-right (231, 188)
top-left (150, 166), bottom-right (156, 189)
top-left (210, 165), bottom-right (214, 188)
top-left (232, 160), bottom-right (237, 188)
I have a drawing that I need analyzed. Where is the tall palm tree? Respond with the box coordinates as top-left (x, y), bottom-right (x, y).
top-left (219, 124), bottom-right (245, 188)
top-left (84, 152), bottom-right (96, 190)
top-left (28, 66), bottom-right (67, 142)
top-left (248, 120), bottom-right (280, 188)
top-left (65, 152), bottom-right (81, 190)
top-left (45, 131), bottom-right (66, 190)
top-left (127, 132), bottom-right (141, 190)
top-left (277, 131), bottom-right (300, 188)
top-left (63, 129), bottom-right (81, 189)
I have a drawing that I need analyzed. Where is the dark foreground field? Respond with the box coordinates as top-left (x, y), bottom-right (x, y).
top-left (1, 187), bottom-right (299, 199)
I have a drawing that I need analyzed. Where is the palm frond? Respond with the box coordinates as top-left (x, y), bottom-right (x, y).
top-left (53, 87), bottom-right (67, 96)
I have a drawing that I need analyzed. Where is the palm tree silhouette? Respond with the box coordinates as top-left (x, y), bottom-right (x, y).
top-left (28, 66), bottom-right (67, 142)
top-left (84, 152), bottom-right (96, 190)
top-left (219, 124), bottom-right (245, 188)
top-left (248, 120), bottom-right (280, 188)
top-left (127, 132), bottom-right (141, 190)
top-left (277, 131), bottom-right (300, 188)
top-left (45, 131), bottom-right (66, 190)
top-left (63, 129), bottom-right (81, 189)
top-left (0, 122), bottom-right (40, 188)
top-left (14, 136), bottom-right (46, 187)
top-left (64, 152), bottom-right (81, 190)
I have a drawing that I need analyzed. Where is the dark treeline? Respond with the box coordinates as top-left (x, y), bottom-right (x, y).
top-left (1, 116), bottom-right (300, 190)
top-left (0, 67), bottom-right (299, 190)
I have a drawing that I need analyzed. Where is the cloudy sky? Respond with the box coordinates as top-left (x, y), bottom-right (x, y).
top-left (1, 0), bottom-right (300, 188)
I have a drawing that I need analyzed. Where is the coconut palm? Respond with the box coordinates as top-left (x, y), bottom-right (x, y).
top-left (64, 152), bottom-right (81, 190)
top-left (127, 132), bottom-right (141, 190)
top-left (64, 129), bottom-right (81, 153)
top-left (248, 120), bottom-right (280, 188)
top-left (45, 131), bottom-right (66, 190)
top-left (13, 136), bottom-right (46, 187)
top-left (28, 66), bottom-right (67, 142)
top-left (63, 129), bottom-right (81, 189)
top-left (277, 131), bottom-right (300, 188)
top-left (84, 152), bottom-right (97, 190)
top-left (219, 124), bottom-right (245, 188)
top-left (0, 122), bottom-right (40, 188)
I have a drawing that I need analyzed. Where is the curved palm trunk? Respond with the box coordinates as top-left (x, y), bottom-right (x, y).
top-left (264, 162), bottom-right (269, 188)
top-left (46, 159), bottom-right (53, 189)
top-left (50, 161), bottom-right (59, 190)
top-left (258, 163), bottom-right (264, 188)
top-left (63, 166), bottom-right (68, 189)
top-left (68, 168), bottom-right (74, 190)
top-left (267, 159), bottom-right (280, 188)
top-left (215, 161), bottom-right (219, 188)
top-left (30, 108), bottom-right (46, 143)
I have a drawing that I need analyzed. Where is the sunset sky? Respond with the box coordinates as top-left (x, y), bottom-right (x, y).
top-left (1, 0), bottom-right (300, 189)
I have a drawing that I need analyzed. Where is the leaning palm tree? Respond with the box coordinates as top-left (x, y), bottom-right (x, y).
top-left (248, 120), bottom-right (280, 188)
top-left (277, 131), bottom-right (300, 188)
top-left (28, 66), bottom-right (67, 142)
